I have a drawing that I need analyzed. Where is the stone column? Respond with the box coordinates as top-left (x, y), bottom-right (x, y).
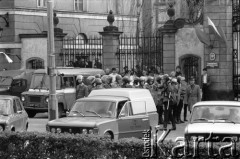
top-left (99, 10), bottom-right (123, 70)
top-left (159, 21), bottom-right (178, 74)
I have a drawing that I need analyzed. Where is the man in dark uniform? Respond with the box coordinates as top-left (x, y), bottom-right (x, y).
top-left (76, 75), bottom-right (89, 99)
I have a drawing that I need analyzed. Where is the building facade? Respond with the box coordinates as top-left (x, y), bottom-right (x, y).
top-left (0, 0), bottom-right (140, 70)
top-left (140, 0), bottom-right (233, 100)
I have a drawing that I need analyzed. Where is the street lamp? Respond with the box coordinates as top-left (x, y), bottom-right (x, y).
top-left (0, 52), bottom-right (13, 63)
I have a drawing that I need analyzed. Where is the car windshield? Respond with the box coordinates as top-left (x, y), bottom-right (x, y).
top-left (69, 101), bottom-right (116, 118)
top-left (0, 99), bottom-right (11, 115)
top-left (0, 76), bottom-right (12, 88)
top-left (191, 105), bottom-right (240, 123)
top-left (30, 74), bottom-right (61, 90)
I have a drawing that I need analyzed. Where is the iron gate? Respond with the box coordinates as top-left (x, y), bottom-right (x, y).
top-left (118, 33), bottom-right (163, 73)
top-left (181, 55), bottom-right (201, 85)
top-left (61, 36), bottom-right (102, 68)
top-left (233, 0), bottom-right (240, 101)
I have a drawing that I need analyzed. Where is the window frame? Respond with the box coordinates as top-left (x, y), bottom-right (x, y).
top-left (37, 0), bottom-right (47, 8)
top-left (74, 0), bottom-right (84, 11)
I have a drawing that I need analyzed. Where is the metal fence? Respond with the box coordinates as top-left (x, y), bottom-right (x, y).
top-left (61, 36), bottom-right (102, 68)
top-left (233, 0), bottom-right (240, 100)
top-left (118, 34), bottom-right (163, 73)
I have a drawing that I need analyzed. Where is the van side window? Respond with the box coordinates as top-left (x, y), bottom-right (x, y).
top-left (63, 77), bottom-right (74, 88)
top-left (117, 101), bottom-right (127, 117)
top-left (119, 102), bottom-right (133, 117)
top-left (15, 99), bottom-right (22, 111)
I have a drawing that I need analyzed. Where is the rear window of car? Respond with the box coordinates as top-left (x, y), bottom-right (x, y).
top-left (191, 105), bottom-right (240, 123)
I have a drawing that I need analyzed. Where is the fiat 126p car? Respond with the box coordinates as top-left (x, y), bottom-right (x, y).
top-left (46, 88), bottom-right (158, 140)
top-left (0, 95), bottom-right (29, 132)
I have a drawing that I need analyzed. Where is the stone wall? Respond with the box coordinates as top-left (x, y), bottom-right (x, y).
top-left (204, 0), bottom-right (233, 100)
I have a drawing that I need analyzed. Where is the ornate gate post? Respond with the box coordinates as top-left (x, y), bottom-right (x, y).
top-left (99, 11), bottom-right (123, 70)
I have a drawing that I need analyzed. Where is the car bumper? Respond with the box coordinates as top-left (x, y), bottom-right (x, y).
top-left (24, 107), bottom-right (48, 112)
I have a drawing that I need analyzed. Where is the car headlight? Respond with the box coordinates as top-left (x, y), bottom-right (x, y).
top-left (82, 129), bottom-right (87, 134)
top-left (21, 96), bottom-right (25, 102)
top-left (45, 97), bottom-right (49, 103)
top-left (51, 128), bottom-right (56, 133)
top-left (0, 125), bottom-right (4, 132)
top-left (56, 128), bottom-right (61, 133)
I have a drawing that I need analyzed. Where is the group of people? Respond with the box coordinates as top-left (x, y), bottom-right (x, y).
top-left (75, 65), bottom-right (211, 130)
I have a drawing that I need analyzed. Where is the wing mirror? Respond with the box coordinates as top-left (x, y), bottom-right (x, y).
top-left (66, 109), bottom-right (70, 116)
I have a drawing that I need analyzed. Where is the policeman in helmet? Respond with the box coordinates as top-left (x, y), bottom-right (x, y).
top-left (86, 76), bottom-right (95, 94)
top-left (76, 75), bottom-right (89, 99)
top-left (139, 76), bottom-right (146, 89)
top-left (121, 76), bottom-right (133, 88)
top-left (92, 78), bottom-right (104, 90)
top-left (101, 75), bottom-right (112, 89)
top-left (112, 74), bottom-right (122, 88)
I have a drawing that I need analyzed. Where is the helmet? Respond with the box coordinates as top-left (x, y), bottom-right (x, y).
top-left (162, 74), bottom-right (169, 82)
top-left (133, 77), bottom-right (140, 82)
top-left (156, 76), bottom-right (162, 83)
top-left (76, 75), bottom-right (83, 80)
top-left (171, 78), bottom-right (178, 84)
top-left (94, 78), bottom-right (102, 85)
top-left (181, 76), bottom-right (185, 81)
top-left (147, 76), bottom-right (154, 83)
top-left (87, 76), bottom-right (95, 84)
top-left (116, 75), bottom-right (122, 81)
top-left (101, 75), bottom-right (109, 84)
top-left (139, 76), bottom-right (146, 82)
top-left (122, 76), bottom-right (130, 83)
top-left (95, 74), bottom-right (101, 79)
top-left (107, 75), bottom-right (113, 83)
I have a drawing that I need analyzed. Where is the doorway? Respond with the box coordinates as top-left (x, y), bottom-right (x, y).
top-left (179, 55), bottom-right (201, 84)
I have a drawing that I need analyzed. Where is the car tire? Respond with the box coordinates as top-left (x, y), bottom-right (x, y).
top-left (58, 104), bottom-right (63, 118)
top-left (26, 110), bottom-right (37, 118)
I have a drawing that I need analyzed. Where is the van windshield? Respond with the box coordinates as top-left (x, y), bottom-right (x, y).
top-left (30, 74), bottom-right (61, 90)
top-left (0, 76), bottom-right (12, 88)
top-left (69, 101), bottom-right (116, 118)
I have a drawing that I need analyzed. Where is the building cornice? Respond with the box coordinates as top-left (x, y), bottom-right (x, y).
top-left (0, 8), bottom-right (138, 22)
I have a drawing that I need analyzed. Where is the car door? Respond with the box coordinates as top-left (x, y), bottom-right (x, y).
top-left (15, 98), bottom-right (27, 131)
top-left (11, 99), bottom-right (22, 131)
top-left (117, 101), bottom-right (149, 139)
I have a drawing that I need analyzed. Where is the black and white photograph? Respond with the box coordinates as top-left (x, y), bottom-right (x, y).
top-left (0, 0), bottom-right (239, 158)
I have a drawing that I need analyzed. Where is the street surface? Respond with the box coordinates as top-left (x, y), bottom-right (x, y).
top-left (28, 112), bottom-right (188, 141)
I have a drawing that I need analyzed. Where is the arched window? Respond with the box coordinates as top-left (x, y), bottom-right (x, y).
top-left (26, 58), bottom-right (44, 69)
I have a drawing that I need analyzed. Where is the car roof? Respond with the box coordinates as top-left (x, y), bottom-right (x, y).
top-left (33, 68), bottom-right (105, 76)
top-left (193, 101), bottom-right (240, 107)
top-left (77, 96), bottom-right (128, 102)
top-left (89, 88), bottom-right (151, 99)
top-left (0, 95), bottom-right (18, 100)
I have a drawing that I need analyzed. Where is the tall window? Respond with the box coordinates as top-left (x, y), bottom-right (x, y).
top-left (37, 0), bottom-right (47, 7)
top-left (74, 0), bottom-right (83, 11)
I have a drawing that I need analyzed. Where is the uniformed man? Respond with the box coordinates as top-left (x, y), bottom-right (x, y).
top-left (101, 75), bottom-right (112, 89)
top-left (92, 78), bottom-right (104, 90)
top-left (112, 74), bottom-right (122, 88)
top-left (86, 76), bottom-right (95, 94)
top-left (160, 74), bottom-right (176, 130)
top-left (155, 75), bottom-right (164, 124)
top-left (76, 75), bottom-right (89, 99)
top-left (138, 76), bottom-right (146, 89)
top-left (121, 76), bottom-right (133, 88)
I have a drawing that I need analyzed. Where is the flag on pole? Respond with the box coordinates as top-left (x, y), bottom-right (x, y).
top-left (0, 52), bottom-right (13, 63)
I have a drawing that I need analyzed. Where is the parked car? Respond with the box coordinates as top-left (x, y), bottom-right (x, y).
top-left (0, 95), bottom-right (29, 132)
top-left (0, 69), bottom-right (34, 98)
top-left (46, 88), bottom-right (158, 141)
top-left (185, 101), bottom-right (240, 141)
top-left (21, 68), bottom-right (105, 118)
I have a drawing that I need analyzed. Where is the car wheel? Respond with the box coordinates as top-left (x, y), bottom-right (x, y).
top-left (26, 110), bottom-right (37, 118)
top-left (104, 131), bottom-right (113, 140)
top-left (58, 104), bottom-right (63, 118)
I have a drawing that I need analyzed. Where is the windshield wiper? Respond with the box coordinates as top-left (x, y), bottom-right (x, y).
top-left (70, 110), bottom-right (85, 116)
top-left (193, 118), bottom-right (208, 121)
top-left (85, 110), bottom-right (102, 118)
top-left (217, 118), bottom-right (235, 124)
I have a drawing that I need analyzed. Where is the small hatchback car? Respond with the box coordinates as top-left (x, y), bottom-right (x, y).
top-left (0, 95), bottom-right (29, 132)
top-left (185, 101), bottom-right (240, 141)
